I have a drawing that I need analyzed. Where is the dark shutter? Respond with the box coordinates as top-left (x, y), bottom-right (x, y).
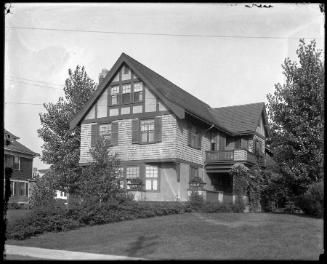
top-left (132, 119), bottom-right (140, 144)
top-left (111, 122), bottom-right (119, 146)
top-left (197, 128), bottom-right (202, 149)
top-left (235, 138), bottom-right (241, 149)
top-left (139, 164), bottom-right (145, 190)
top-left (117, 93), bottom-right (122, 105)
top-left (91, 124), bottom-right (99, 147)
top-left (154, 116), bottom-right (162, 143)
top-left (219, 134), bottom-right (226, 150)
top-left (187, 124), bottom-right (192, 147)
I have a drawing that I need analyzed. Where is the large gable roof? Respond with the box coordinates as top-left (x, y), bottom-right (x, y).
top-left (210, 102), bottom-right (269, 136)
top-left (70, 53), bottom-right (268, 137)
top-left (70, 53), bottom-right (231, 135)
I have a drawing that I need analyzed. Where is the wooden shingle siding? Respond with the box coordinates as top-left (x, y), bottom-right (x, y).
top-left (80, 123), bottom-right (93, 163)
top-left (176, 119), bottom-right (210, 166)
top-left (79, 114), bottom-right (177, 164)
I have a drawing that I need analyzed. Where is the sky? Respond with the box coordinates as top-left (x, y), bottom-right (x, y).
top-left (4, 3), bottom-right (324, 170)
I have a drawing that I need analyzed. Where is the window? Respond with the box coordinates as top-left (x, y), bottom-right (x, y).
top-left (121, 107), bottom-right (130, 115)
top-left (126, 166), bottom-right (139, 190)
top-left (190, 166), bottom-right (198, 180)
top-left (140, 119), bottom-right (155, 143)
top-left (145, 165), bottom-right (158, 191)
top-left (10, 181), bottom-right (14, 196)
top-left (99, 124), bottom-right (111, 140)
top-left (5, 154), bottom-right (14, 168)
top-left (189, 125), bottom-right (201, 149)
top-left (133, 82), bottom-right (143, 103)
top-left (122, 84), bottom-right (131, 104)
top-left (13, 156), bottom-right (20, 170)
top-left (111, 86), bottom-right (119, 105)
top-left (14, 181), bottom-right (28, 196)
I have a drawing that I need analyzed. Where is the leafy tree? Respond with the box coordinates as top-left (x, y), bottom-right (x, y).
top-left (38, 66), bottom-right (96, 194)
top-left (78, 136), bottom-right (125, 204)
top-left (266, 39), bottom-right (324, 196)
top-left (29, 170), bottom-right (56, 208)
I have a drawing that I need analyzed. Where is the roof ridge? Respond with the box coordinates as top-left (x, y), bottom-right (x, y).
top-left (214, 102), bottom-right (265, 110)
top-left (122, 53), bottom-right (211, 109)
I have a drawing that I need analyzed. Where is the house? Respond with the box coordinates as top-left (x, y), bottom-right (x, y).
top-left (4, 129), bottom-right (39, 205)
top-left (70, 53), bottom-right (269, 203)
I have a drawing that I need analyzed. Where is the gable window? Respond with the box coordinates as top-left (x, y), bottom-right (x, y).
top-left (145, 165), bottom-right (159, 191)
top-left (140, 119), bottom-right (155, 143)
top-left (126, 166), bottom-right (139, 190)
top-left (122, 84), bottom-right (131, 104)
top-left (111, 86), bottom-right (119, 105)
top-left (133, 82), bottom-right (143, 103)
top-left (124, 66), bottom-right (130, 74)
top-left (99, 124), bottom-right (111, 140)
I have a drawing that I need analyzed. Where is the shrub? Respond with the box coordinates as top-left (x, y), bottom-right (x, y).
top-left (188, 191), bottom-right (205, 210)
top-left (296, 181), bottom-right (323, 217)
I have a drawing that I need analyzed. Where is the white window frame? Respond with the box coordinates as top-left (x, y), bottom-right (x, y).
top-left (145, 165), bottom-right (159, 191)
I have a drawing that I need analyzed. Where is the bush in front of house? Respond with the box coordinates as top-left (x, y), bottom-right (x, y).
top-left (6, 200), bottom-right (192, 240)
top-left (295, 181), bottom-right (324, 218)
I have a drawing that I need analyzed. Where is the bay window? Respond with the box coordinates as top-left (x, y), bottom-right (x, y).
top-left (111, 86), bottom-right (119, 105)
top-left (122, 84), bottom-right (131, 104)
top-left (133, 82), bottom-right (143, 103)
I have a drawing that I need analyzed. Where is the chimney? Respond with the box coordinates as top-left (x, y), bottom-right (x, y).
top-left (99, 68), bottom-right (109, 84)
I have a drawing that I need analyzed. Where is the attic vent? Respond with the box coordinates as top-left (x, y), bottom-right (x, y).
top-left (99, 68), bottom-right (109, 84)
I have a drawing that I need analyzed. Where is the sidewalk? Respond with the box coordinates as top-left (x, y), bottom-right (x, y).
top-left (5, 244), bottom-right (144, 260)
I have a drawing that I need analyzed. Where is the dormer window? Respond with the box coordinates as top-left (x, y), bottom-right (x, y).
top-left (111, 86), bottom-right (119, 105)
top-left (122, 84), bottom-right (131, 104)
top-left (133, 82), bottom-right (143, 103)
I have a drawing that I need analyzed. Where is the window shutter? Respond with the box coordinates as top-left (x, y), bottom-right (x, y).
top-left (117, 93), bottom-right (122, 105)
top-left (91, 124), bottom-right (99, 147)
top-left (219, 134), bottom-right (226, 150)
top-left (187, 124), bottom-right (191, 147)
top-left (111, 122), bottom-right (119, 146)
top-left (140, 164), bottom-right (145, 190)
top-left (154, 116), bottom-right (162, 143)
top-left (197, 128), bottom-right (202, 149)
top-left (132, 119), bottom-right (140, 144)
top-left (235, 138), bottom-right (241, 149)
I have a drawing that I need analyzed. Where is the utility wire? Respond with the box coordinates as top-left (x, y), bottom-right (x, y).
top-left (6, 79), bottom-right (63, 90)
top-left (6, 26), bottom-right (320, 40)
top-left (6, 75), bottom-right (63, 87)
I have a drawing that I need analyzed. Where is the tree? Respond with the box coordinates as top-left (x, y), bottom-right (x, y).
top-left (266, 39), bottom-right (324, 196)
top-left (38, 66), bottom-right (96, 194)
top-left (78, 136), bottom-right (125, 204)
top-left (29, 171), bottom-right (56, 208)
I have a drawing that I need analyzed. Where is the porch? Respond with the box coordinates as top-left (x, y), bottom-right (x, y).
top-left (205, 149), bottom-right (265, 171)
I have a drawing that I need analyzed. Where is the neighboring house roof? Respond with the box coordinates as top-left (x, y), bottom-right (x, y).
top-left (4, 130), bottom-right (39, 157)
top-left (210, 102), bottom-right (269, 136)
top-left (4, 129), bottom-right (20, 140)
top-left (70, 53), bottom-right (268, 137)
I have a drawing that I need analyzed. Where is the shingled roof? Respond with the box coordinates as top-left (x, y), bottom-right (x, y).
top-left (70, 53), bottom-right (231, 135)
top-left (70, 53), bottom-right (267, 137)
top-left (210, 102), bottom-right (268, 135)
top-left (4, 130), bottom-right (38, 157)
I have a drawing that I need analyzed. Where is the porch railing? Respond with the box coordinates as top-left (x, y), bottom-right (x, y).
top-left (205, 150), bottom-right (234, 162)
top-left (206, 149), bottom-right (263, 165)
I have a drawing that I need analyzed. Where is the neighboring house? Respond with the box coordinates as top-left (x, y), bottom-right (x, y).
top-left (4, 129), bottom-right (39, 205)
top-left (70, 53), bottom-right (269, 203)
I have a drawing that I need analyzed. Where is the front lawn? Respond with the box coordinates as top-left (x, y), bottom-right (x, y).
top-left (6, 213), bottom-right (323, 260)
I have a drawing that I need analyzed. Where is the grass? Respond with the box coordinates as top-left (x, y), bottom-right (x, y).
top-left (5, 213), bottom-right (323, 260)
